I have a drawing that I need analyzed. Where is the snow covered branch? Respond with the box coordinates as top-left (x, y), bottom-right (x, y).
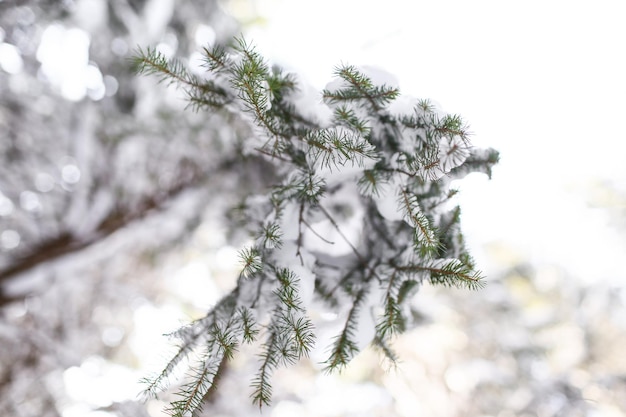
top-left (134, 36), bottom-right (498, 413)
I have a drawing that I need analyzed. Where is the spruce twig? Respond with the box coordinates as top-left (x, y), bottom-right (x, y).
top-left (134, 36), bottom-right (498, 412)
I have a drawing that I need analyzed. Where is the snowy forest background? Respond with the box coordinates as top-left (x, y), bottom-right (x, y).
top-left (1, 1), bottom-right (626, 416)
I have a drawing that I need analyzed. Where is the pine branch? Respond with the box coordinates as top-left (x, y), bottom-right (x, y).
top-left (251, 330), bottom-right (278, 408)
top-left (239, 247), bottom-right (263, 279)
top-left (291, 171), bottom-right (326, 204)
top-left (399, 189), bottom-right (441, 256)
top-left (376, 270), bottom-right (405, 340)
top-left (393, 259), bottom-right (485, 290)
top-left (323, 64), bottom-right (399, 111)
top-left (131, 47), bottom-right (189, 86)
top-left (324, 284), bottom-right (369, 372)
top-left (306, 128), bottom-right (377, 171)
top-left (201, 44), bottom-right (230, 73)
top-left (237, 306), bottom-right (259, 344)
top-left (259, 222), bottom-right (283, 249)
top-left (274, 268), bottom-right (315, 357)
top-left (140, 342), bottom-right (196, 399)
top-left (334, 105), bottom-right (370, 134)
top-left (166, 346), bottom-right (224, 417)
top-left (132, 47), bottom-right (230, 109)
top-left (230, 37), bottom-right (289, 143)
top-left (133, 35), bottom-right (498, 410)
top-left (434, 113), bottom-right (471, 143)
top-left (250, 267), bottom-right (315, 407)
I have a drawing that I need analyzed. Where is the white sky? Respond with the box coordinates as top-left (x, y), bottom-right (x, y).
top-left (241, 0), bottom-right (626, 285)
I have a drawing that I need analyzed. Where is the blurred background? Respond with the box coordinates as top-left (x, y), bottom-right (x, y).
top-left (1, 1), bottom-right (625, 416)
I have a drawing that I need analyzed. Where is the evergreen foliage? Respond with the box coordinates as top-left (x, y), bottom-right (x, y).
top-left (133, 36), bottom-right (499, 414)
